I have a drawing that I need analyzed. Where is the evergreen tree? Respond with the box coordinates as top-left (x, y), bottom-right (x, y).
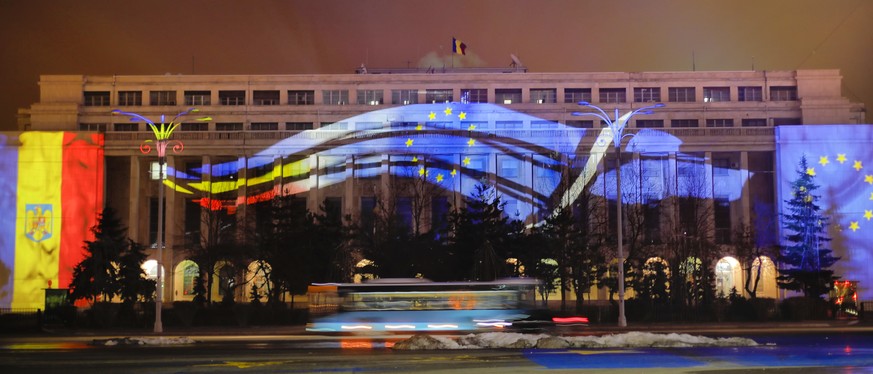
top-left (777, 156), bottom-right (840, 298)
top-left (69, 207), bottom-right (128, 303)
top-left (447, 184), bottom-right (517, 281)
top-left (117, 239), bottom-right (155, 306)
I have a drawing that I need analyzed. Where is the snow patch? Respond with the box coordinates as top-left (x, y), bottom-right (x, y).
top-left (92, 336), bottom-right (196, 346)
top-left (393, 331), bottom-right (759, 350)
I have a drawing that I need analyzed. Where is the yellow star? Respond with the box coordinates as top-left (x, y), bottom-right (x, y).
top-left (405, 138), bottom-right (413, 147)
top-left (428, 112), bottom-right (436, 120)
top-left (416, 124), bottom-right (423, 130)
top-left (451, 169), bottom-right (457, 177)
top-left (849, 221), bottom-right (860, 232)
top-left (819, 156), bottom-right (829, 166)
top-left (854, 160), bottom-right (863, 171)
top-left (804, 195), bottom-right (813, 203)
top-left (436, 173), bottom-right (444, 182)
top-left (837, 154), bottom-right (847, 164)
top-left (418, 167), bottom-right (425, 176)
top-left (459, 112), bottom-right (467, 120)
top-left (865, 210), bottom-right (873, 221)
top-left (865, 175), bottom-right (873, 185)
top-left (799, 186), bottom-right (806, 192)
top-left (467, 138), bottom-right (476, 147)
top-left (462, 157), bottom-right (471, 166)
top-left (806, 167), bottom-right (816, 176)
top-left (467, 124), bottom-right (476, 131)
top-left (412, 156), bottom-right (418, 162)
top-left (444, 107), bottom-right (452, 116)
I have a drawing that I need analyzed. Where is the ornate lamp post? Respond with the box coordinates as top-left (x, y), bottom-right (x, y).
top-left (572, 101), bottom-right (663, 327)
top-left (112, 108), bottom-right (210, 333)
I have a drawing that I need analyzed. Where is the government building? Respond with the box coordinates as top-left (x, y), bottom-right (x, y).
top-left (7, 67), bottom-right (869, 309)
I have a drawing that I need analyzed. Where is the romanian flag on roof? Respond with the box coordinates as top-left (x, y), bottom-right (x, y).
top-left (0, 132), bottom-right (104, 309)
top-left (453, 37), bottom-right (467, 55)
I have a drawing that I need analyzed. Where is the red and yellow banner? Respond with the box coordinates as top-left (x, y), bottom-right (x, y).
top-left (0, 132), bottom-right (103, 309)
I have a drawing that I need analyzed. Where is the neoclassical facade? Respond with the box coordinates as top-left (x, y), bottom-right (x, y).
top-left (17, 68), bottom-right (867, 304)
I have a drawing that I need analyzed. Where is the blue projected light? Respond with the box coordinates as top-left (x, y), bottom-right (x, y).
top-left (167, 103), bottom-right (750, 224)
top-left (776, 125), bottom-right (873, 298)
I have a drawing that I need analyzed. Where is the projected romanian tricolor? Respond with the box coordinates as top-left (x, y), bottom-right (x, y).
top-left (0, 132), bottom-right (104, 309)
top-left (776, 125), bottom-right (873, 299)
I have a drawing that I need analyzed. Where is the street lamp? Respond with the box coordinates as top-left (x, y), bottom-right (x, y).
top-left (572, 101), bottom-right (664, 327)
top-left (112, 108), bottom-right (210, 333)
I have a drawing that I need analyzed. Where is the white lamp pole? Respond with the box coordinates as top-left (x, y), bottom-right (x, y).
top-left (572, 101), bottom-right (664, 327)
top-left (112, 108), bottom-right (210, 333)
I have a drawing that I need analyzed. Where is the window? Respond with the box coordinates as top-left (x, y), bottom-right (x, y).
top-left (114, 123), bottom-right (139, 132)
top-left (566, 120), bottom-right (594, 128)
top-left (714, 196), bottom-right (731, 244)
top-left (668, 87), bottom-right (696, 102)
top-left (706, 119), bottom-right (734, 127)
top-left (634, 87), bottom-right (661, 103)
top-left (495, 89), bottom-right (522, 104)
top-left (391, 89), bottom-right (418, 105)
top-left (356, 89), bottom-right (384, 105)
top-left (431, 196), bottom-right (449, 234)
top-left (671, 119), bottom-right (699, 128)
top-left (496, 121), bottom-right (523, 129)
top-left (216, 122), bottom-right (243, 131)
top-left (713, 158), bottom-right (731, 176)
top-left (498, 156), bottom-right (520, 179)
top-left (83, 91), bottom-right (110, 106)
top-left (636, 119), bottom-right (664, 128)
top-left (461, 89), bottom-right (487, 103)
top-left (180, 122), bottom-right (208, 131)
top-left (425, 89), bottom-right (452, 103)
top-left (323, 90), bottom-right (349, 105)
top-left (356, 122), bottom-right (381, 130)
top-left (599, 88), bottom-right (626, 103)
top-left (288, 90), bottom-right (315, 105)
top-left (361, 197), bottom-right (376, 232)
top-left (738, 86), bottom-right (762, 102)
top-left (219, 90), bottom-right (245, 105)
top-left (323, 197), bottom-right (343, 220)
top-left (530, 121), bottom-right (557, 129)
top-left (322, 156), bottom-right (346, 176)
top-left (530, 88), bottom-right (557, 104)
top-left (390, 121), bottom-right (417, 129)
top-left (253, 90), bottom-right (279, 105)
top-left (78, 123), bottom-right (106, 132)
top-left (320, 122), bottom-right (348, 130)
top-left (286, 122), bottom-right (313, 131)
top-left (770, 86), bottom-right (798, 101)
top-left (184, 90), bottom-right (211, 106)
top-left (742, 118), bottom-right (767, 127)
top-left (703, 87), bottom-right (730, 102)
top-left (773, 118), bottom-right (801, 126)
top-left (564, 88), bottom-right (592, 103)
top-left (427, 121), bottom-right (454, 129)
top-left (149, 90), bottom-right (176, 106)
top-left (251, 122), bottom-right (278, 131)
top-left (118, 91), bottom-right (142, 106)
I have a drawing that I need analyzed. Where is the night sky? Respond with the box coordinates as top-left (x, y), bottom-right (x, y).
top-left (1, 0), bottom-right (870, 131)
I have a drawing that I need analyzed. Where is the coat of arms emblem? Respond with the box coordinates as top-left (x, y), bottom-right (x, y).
top-left (25, 204), bottom-right (52, 242)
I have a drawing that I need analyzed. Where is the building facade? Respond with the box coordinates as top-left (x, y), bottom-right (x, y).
top-left (17, 68), bottom-right (868, 304)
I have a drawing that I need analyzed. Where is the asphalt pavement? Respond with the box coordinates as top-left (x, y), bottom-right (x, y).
top-left (2, 319), bottom-right (869, 344)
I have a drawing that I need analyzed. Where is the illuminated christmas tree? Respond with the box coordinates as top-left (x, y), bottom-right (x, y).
top-left (777, 156), bottom-right (840, 298)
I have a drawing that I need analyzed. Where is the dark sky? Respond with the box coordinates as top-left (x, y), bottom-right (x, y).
top-left (1, 0), bottom-right (870, 131)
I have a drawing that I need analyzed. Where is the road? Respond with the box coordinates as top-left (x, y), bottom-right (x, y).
top-left (2, 324), bottom-right (873, 373)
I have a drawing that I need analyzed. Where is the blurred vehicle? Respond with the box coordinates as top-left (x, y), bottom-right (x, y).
top-left (509, 309), bottom-right (589, 332)
top-left (306, 278), bottom-right (540, 333)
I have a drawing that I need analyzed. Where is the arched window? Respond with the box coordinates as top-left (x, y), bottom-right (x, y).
top-left (174, 260), bottom-right (199, 301)
top-left (715, 257), bottom-right (742, 298)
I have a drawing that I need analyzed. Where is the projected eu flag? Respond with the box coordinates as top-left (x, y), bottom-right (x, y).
top-left (777, 125), bottom-right (873, 299)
